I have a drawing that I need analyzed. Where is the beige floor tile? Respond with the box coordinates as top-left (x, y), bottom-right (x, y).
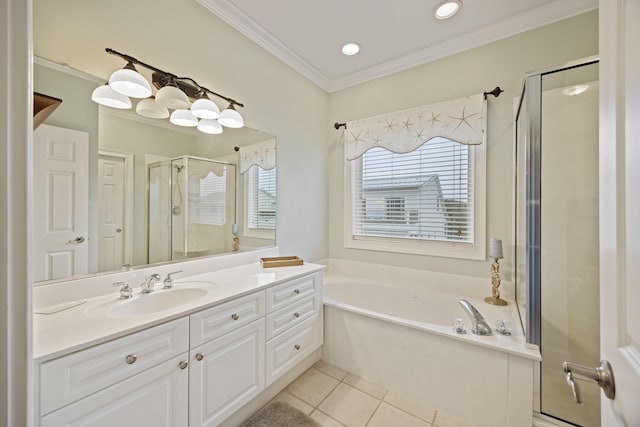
top-left (269, 390), bottom-right (314, 415)
top-left (314, 360), bottom-right (348, 380)
top-left (368, 402), bottom-right (432, 427)
top-left (343, 373), bottom-right (386, 399)
top-left (309, 410), bottom-right (346, 427)
top-left (318, 383), bottom-right (380, 427)
top-left (433, 410), bottom-right (476, 427)
top-left (287, 368), bottom-right (340, 406)
top-left (384, 390), bottom-right (436, 423)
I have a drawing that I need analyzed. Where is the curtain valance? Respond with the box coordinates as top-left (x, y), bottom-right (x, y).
top-left (239, 139), bottom-right (276, 174)
top-left (344, 93), bottom-right (485, 160)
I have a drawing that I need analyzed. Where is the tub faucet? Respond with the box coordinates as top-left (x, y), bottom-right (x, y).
top-left (458, 299), bottom-right (492, 335)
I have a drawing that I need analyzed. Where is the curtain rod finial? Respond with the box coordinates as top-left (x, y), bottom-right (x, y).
top-left (334, 122), bottom-right (347, 130)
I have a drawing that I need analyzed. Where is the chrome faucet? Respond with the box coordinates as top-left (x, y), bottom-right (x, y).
top-left (163, 270), bottom-right (183, 289)
top-left (141, 274), bottom-right (161, 294)
top-left (458, 299), bottom-right (492, 335)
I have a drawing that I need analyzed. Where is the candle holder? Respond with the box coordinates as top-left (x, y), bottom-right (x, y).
top-left (485, 256), bottom-right (507, 306)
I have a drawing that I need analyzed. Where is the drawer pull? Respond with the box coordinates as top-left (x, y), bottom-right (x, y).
top-left (231, 313), bottom-right (240, 321)
top-left (179, 361), bottom-right (188, 370)
top-left (195, 353), bottom-right (205, 361)
top-left (125, 354), bottom-right (137, 365)
top-left (294, 312), bottom-right (301, 318)
top-left (294, 344), bottom-right (301, 350)
top-left (294, 289), bottom-right (301, 294)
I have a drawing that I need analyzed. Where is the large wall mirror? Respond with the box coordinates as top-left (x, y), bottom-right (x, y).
top-left (32, 0), bottom-right (276, 284)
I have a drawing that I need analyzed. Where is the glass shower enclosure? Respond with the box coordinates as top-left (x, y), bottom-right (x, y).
top-left (515, 57), bottom-right (600, 426)
top-left (147, 155), bottom-right (237, 264)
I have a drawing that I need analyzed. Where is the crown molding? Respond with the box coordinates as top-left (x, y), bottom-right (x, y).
top-left (34, 56), bottom-right (104, 84)
top-left (196, 0), bottom-right (330, 91)
top-left (196, 0), bottom-right (597, 94)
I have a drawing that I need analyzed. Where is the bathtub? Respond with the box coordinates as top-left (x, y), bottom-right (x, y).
top-left (321, 273), bottom-right (540, 427)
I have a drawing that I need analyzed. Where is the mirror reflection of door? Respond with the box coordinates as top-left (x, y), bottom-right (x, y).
top-left (97, 151), bottom-right (133, 271)
top-left (33, 124), bottom-right (89, 281)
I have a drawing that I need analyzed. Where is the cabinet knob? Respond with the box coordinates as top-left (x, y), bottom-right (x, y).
top-left (294, 312), bottom-right (301, 318)
top-left (231, 313), bottom-right (240, 321)
top-left (294, 344), bottom-right (301, 350)
top-left (195, 353), bottom-right (205, 361)
top-left (294, 289), bottom-right (301, 294)
top-left (179, 361), bottom-right (188, 370)
top-left (125, 354), bottom-right (137, 365)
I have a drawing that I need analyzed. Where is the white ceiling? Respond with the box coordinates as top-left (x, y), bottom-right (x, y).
top-left (197, 0), bottom-right (597, 92)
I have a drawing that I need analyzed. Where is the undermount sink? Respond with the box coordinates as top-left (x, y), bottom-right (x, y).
top-left (85, 283), bottom-right (215, 319)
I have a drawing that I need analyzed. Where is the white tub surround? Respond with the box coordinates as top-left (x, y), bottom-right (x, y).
top-left (33, 249), bottom-right (324, 427)
top-left (320, 259), bottom-right (540, 427)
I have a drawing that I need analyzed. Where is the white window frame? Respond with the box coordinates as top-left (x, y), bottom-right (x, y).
top-left (344, 141), bottom-right (486, 260)
top-left (243, 165), bottom-right (276, 240)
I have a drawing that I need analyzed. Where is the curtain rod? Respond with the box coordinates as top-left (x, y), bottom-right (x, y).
top-left (333, 86), bottom-right (503, 130)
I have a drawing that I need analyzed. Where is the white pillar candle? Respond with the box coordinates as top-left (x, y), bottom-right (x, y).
top-left (232, 223), bottom-right (238, 235)
top-left (489, 238), bottom-right (503, 259)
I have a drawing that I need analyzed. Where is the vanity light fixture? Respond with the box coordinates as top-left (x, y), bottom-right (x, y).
top-left (92, 48), bottom-right (245, 133)
top-left (91, 84), bottom-right (132, 109)
top-left (434, 0), bottom-right (462, 20)
top-left (342, 43), bottom-right (360, 56)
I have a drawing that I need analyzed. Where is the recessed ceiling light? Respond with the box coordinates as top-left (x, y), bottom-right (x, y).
top-left (435, 0), bottom-right (462, 20)
top-left (342, 43), bottom-right (360, 56)
top-left (562, 84), bottom-right (589, 96)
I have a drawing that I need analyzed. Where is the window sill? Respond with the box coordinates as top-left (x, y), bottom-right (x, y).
top-left (345, 235), bottom-right (485, 260)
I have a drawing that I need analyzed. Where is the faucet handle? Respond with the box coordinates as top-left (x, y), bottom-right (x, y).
top-left (163, 270), bottom-right (183, 289)
top-left (112, 281), bottom-right (133, 299)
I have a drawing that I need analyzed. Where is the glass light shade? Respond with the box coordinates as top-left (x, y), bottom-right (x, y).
top-left (155, 85), bottom-right (190, 109)
top-left (136, 98), bottom-right (169, 119)
top-left (191, 98), bottom-right (220, 119)
top-left (170, 109), bottom-right (198, 127)
top-left (91, 84), bottom-right (132, 109)
top-left (218, 106), bottom-right (244, 128)
top-left (342, 43), bottom-right (360, 56)
top-left (435, 0), bottom-right (461, 19)
top-left (108, 68), bottom-right (152, 98)
top-left (197, 119), bottom-right (223, 134)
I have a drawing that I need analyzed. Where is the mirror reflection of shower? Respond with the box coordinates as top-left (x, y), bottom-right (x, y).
top-left (148, 155), bottom-right (237, 264)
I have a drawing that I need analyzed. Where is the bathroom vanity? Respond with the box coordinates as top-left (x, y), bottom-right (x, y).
top-left (33, 251), bottom-right (324, 426)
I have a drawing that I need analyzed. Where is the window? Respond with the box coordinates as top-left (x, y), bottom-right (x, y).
top-left (346, 137), bottom-right (485, 259)
top-left (190, 172), bottom-right (227, 226)
top-left (246, 165), bottom-right (276, 234)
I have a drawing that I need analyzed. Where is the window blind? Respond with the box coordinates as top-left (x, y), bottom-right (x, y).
top-left (247, 165), bottom-right (276, 230)
top-left (351, 137), bottom-right (473, 242)
top-left (190, 171), bottom-right (227, 226)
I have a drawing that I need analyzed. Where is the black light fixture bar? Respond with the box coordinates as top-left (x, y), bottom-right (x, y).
top-left (105, 48), bottom-right (244, 108)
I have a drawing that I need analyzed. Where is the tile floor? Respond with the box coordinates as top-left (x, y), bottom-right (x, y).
top-left (265, 360), bottom-right (475, 427)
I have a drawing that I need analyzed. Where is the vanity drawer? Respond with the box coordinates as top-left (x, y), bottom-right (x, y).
top-left (266, 293), bottom-right (321, 340)
top-left (265, 314), bottom-right (323, 386)
top-left (40, 317), bottom-right (189, 416)
top-left (190, 291), bottom-right (265, 347)
top-left (266, 273), bottom-right (321, 313)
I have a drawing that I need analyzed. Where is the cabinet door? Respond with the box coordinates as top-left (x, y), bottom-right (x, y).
top-left (41, 354), bottom-right (189, 427)
top-left (190, 319), bottom-right (265, 427)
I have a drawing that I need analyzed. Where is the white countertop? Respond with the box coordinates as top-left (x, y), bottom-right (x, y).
top-left (33, 262), bottom-right (325, 363)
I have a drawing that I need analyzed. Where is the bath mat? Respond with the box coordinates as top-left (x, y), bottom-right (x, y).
top-left (241, 401), bottom-right (320, 427)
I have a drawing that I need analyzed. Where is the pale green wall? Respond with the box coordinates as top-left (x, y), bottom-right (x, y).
top-left (327, 11), bottom-right (599, 279)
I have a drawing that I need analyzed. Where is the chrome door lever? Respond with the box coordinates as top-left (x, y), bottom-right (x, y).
top-left (67, 236), bottom-right (86, 244)
top-left (562, 360), bottom-right (615, 404)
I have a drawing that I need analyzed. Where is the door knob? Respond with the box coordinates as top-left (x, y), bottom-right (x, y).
top-left (67, 236), bottom-right (85, 244)
top-left (562, 360), bottom-right (615, 404)
top-left (116, 228), bottom-right (122, 233)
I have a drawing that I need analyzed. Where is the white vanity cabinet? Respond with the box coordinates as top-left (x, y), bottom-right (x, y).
top-left (39, 317), bottom-right (190, 426)
top-left (188, 292), bottom-right (266, 427)
top-left (35, 268), bottom-right (324, 427)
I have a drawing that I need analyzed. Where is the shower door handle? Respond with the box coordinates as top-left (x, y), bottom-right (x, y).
top-left (562, 360), bottom-right (615, 404)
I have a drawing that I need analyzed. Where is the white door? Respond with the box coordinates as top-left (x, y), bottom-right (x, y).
top-left (98, 152), bottom-right (130, 271)
top-left (599, 0), bottom-right (640, 425)
top-left (33, 124), bottom-right (88, 282)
